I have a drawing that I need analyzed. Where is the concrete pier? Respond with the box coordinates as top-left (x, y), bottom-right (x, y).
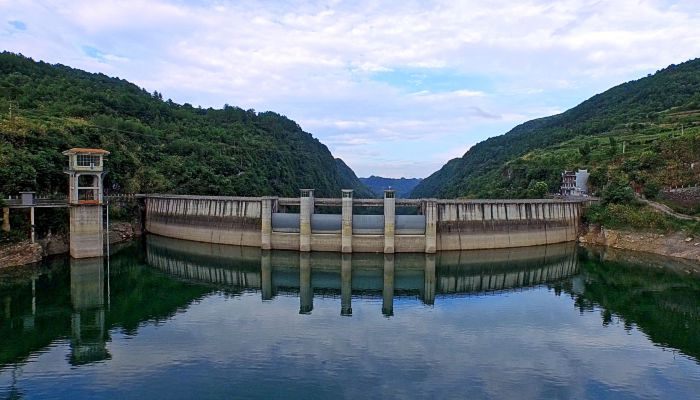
top-left (341, 190), bottom-right (353, 253)
top-left (299, 189), bottom-right (314, 252)
top-left (384, 190), bottom-right (395, 254)
top-left (69, 207), bottom-right (104, 259)
top-left (261, 197), bottom-right (274, 250)
top-left (425, 201), bottom-right (437, 253)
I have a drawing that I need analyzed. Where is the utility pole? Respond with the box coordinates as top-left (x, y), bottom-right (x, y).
top-left (106, 197), bottom-right (111, 310)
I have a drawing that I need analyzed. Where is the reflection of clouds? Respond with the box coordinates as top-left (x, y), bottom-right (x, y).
top-left (5, 288), bottom-right (699, 399)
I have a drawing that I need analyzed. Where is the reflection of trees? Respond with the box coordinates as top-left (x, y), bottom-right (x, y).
top-left (565, 249), bottom-right (700, 361)
top-left (0, 259), bottom-right (72, 368)
top-left (104, 258), bottom-right (212, 334)
top-left (0, 243), bottom-right (212, 370)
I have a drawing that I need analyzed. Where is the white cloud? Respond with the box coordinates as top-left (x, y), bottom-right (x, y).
top-left (1, 0), bottom-right (699, 178)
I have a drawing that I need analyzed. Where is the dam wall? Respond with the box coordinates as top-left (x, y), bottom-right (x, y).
top-left (143, 193), bottom-right (586, 253)
top-left (435, 201), bottom-right (580, 251)
top-left (145, 195), bottom-right (262, 247)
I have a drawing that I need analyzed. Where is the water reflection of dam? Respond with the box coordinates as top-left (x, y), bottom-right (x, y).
top-left (146, 235), bottom-right (579, 315)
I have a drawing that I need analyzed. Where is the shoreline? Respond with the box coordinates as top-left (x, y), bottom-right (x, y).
top-left (4, 223), bottom-right (700, 269)
top-left (578, 224), bottom-right (700, 265)
top-left (0, 222), bottom-right (140, 269)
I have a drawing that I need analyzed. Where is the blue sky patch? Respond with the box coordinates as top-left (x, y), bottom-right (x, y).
top-left (371, 68), bottom-right (492, 93)
top-left (8, 20), bottom-right (26, 30)
top-left (82, 45), bottom-right (105, 60)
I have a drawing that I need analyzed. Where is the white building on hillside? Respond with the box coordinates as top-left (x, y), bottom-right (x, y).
top-left (561, 169), bottom-right (589, 197)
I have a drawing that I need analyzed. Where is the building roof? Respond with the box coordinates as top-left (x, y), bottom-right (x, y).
top-left (62, 148), bottom-right (110, 155)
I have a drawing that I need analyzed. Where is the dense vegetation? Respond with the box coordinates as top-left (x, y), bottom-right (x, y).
top-left (584, 202), bottom-right (700, 235)
top-left (0, 52), bottom-right (370, 199)
top-left (411, 58), bottom-right (700, 199)
top-left (359, 176), bottom-right (422, 198)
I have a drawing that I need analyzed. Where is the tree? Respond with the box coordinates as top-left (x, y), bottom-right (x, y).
top-left (578, 142), bottom-right (591, 161)
top-left (602, 177), bottom-right (635, 204)
top-left (639, 150), bottom-right (660, 169)
top-left (527, 180), bottom-right (549, 198)
top-left (608, 137), bottom-right (618, 156)
top-left (643, 181), bottom-right (660, 199)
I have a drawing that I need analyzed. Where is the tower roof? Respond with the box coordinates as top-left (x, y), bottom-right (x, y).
top-left (62, 148), bottom-right (110, 155)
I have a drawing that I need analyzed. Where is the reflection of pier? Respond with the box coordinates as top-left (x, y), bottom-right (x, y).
top-left (70, 258), bottom-right (110, 365)
top-left (146, 235), bottom-right (579, 315)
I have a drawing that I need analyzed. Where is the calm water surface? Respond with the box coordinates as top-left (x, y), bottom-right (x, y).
top-left (1, 235), bottom-right (699, 399)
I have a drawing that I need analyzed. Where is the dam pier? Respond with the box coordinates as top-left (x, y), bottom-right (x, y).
top-left (144, 189), bottom-right (587, 253)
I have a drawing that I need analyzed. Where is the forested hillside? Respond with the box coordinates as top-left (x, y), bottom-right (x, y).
top-left (411, 58), bottom-right (700, 198)
top-left (0, 52), bottom-right (370, 198)
top-left (334, 159), bottom-right (374, 198)
top-left (359, 176), bottom-right (422, 198)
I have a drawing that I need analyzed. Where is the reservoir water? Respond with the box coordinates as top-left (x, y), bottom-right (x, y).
top-left (1, 235), bottom-right (699, 399)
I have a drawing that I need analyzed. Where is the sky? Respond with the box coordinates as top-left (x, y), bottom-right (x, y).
top-left (2, 0), bottom-right (700, 178)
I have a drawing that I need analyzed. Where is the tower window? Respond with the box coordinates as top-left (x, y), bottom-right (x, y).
top-left (76, 154), bottom-right (101, 167)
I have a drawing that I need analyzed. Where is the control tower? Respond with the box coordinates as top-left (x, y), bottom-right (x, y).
top-left (63, 148), bottom-right (110, 258)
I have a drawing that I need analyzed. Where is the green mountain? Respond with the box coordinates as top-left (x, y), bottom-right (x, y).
top-left (0, 52), bottom-right (367, 198)
top-left (411, 59), bottom-right (700, 199)
top-left (359, 176), bottom-right (422, 198)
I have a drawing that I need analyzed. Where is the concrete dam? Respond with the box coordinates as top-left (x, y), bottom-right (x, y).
top-left (143, 189), bottom-right (587, 254)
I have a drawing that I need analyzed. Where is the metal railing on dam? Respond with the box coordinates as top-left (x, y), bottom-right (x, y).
top-left (142, 190), bottom-right (591, 253)
top-left (145, 235), bottom-right (579, 314)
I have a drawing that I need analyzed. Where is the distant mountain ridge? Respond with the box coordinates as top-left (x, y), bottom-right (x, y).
top-left (360, 176), bottom-right (423, 198)
top-left (410, 58), bottom-right (700, 198)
